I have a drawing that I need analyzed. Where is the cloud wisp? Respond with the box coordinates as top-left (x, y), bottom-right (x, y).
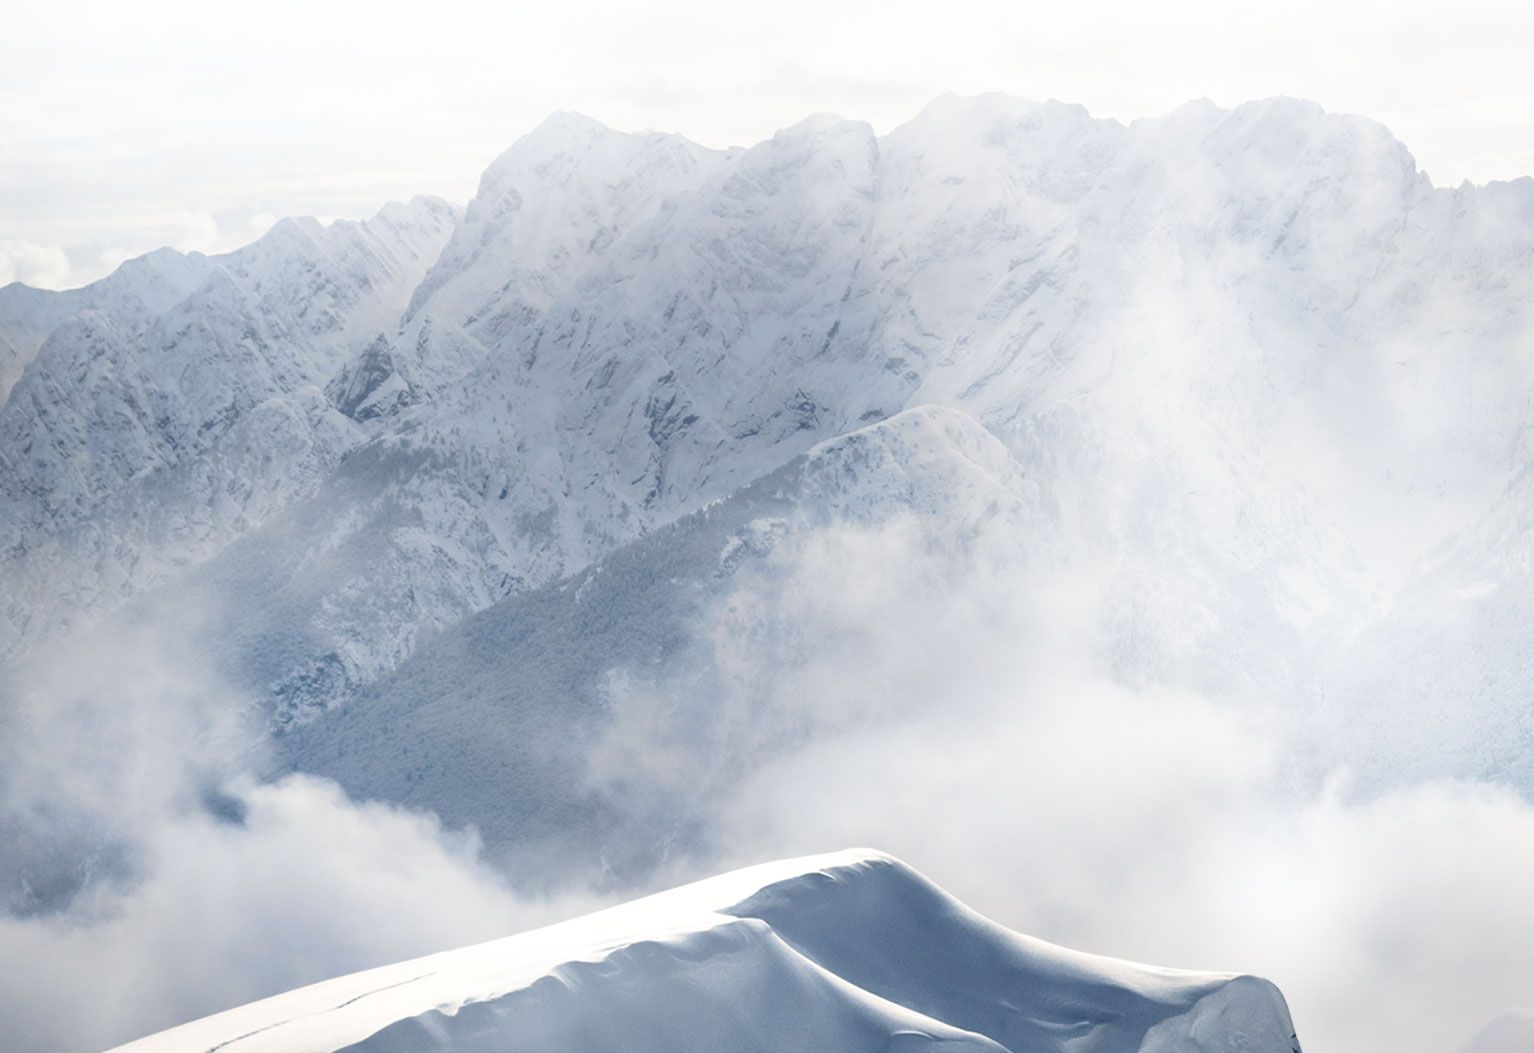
top-left (0, 610), bottom-right (599, 1052)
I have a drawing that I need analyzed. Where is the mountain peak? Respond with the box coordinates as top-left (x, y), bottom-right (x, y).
top-left (907, 91), bottom-right (1041, 122)
top-left (773, 111), bottom-right (875, 142)
top-left (252, 215), bottom-right (327, 250)
top-left (483, 110), bottom-right (627, 170)
top-left (893, 93), bottom-right (1106, 136)
top-left (533, 109), bottom-right (614, 136)
top-left (371, 194), bottom-right (460, 222)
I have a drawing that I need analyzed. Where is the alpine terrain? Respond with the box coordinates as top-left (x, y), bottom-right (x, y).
top-left (3, 93), bottom-right (1534, 1052)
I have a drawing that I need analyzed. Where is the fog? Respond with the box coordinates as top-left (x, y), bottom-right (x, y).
top-left (0, 618), bottom-right (597, 1051)
top-left (1, 496), bottom-right (1530, 1051)
top-left (589, 516), bottom-right (1534, 1053)
top-left (1, 433), bottom-right (1531, 1051)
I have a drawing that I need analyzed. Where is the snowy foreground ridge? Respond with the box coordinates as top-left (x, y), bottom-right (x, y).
top-left (111, 850), bottom-right (1301, 1053)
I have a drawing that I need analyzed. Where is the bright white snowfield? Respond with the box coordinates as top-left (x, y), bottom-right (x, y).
top-left (110, 850), bottom-right (1300, 1053)
top-left (5, 93), bottom-right (1534, 1053)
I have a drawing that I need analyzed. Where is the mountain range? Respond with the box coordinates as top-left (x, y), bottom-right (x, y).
top-left (4, 92), bottom-right (1534, 1051)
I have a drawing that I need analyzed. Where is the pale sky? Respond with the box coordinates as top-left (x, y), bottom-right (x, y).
top-left (4, 0), bottom-right (1533, 289)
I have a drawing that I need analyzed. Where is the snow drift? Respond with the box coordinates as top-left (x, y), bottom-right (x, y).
top-left (108, 849), bottom-right (1300, 1053)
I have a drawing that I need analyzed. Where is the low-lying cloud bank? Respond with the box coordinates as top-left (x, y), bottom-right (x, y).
top-left (0, 775), bottom-right (593, 1051)
top-left (0, 621), bottom-right (596, 1052)
top-left (2, 511), bottom-right (1531, 1052)
top-left (721, 714), bottom-right (1534, 1053)
top-left (591, 517), bottom-right (1534, 1053)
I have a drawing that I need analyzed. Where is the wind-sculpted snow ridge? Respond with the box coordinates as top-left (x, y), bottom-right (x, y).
top-left (107, 850), bottom-right (1302, 1053)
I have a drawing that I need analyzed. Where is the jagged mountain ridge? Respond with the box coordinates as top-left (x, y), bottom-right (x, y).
top-left (386, 113), bottom-right (731, 401)
top-left (142, 94), bottom-right (1534, 714)
top-left (0, 247), bottom-right (216, 403)
top-left (4, 93), bottom-right (1534, 778)
top-left (0, 196), bottom-right (460, 647)
top-left (284, 95), bottom-right (1531, 710)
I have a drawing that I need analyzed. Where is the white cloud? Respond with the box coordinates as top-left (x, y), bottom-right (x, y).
top-left (0, 239), bottom-right (73, 288)
top-left (0, 775), bottom-right (597, 1052)
top-left (2, 209), bottom-right (300, 289)
top-left (588, 515), bottom-right (1534, 1053)
top-left (0, 604), bottom-right (602, 1051)
top-left (3, 488), bottom-right (1523, 1052)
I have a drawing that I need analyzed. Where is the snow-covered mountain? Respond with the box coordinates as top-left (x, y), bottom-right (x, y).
top-left (5, 90), bottom-right (1534, 877)
top-left (5, 94), bottom-right (1534, 1052)
top-left (1314, 465), bottom-right (1534, 789)
top-left (7, 95), bottom-right (1534, 697)
top-left (107, 849), bottom-right (1302, 1053)
top-left (0, 197), bottom-right (458, 650)
top-left (0, 101), bottom-right (1528, 729)
top-left (0, 247), bottom-right (216, 403)
top-left (275, 406), bottom-right (1050, 877)
top-left (384, 113), bottom-right (730, 403)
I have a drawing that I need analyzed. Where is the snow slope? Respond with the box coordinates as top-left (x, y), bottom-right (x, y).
top-left (107, 849), bottom-right (1302, 1053)
top-left (0, 197), bottom-right (458, 652)
top-left (384, 113), bottom-right (729, 402)
top-left (0, 247), bottom-right (215, 405)
top-left (262, 95), bottom-right (1529, 717)
top-left (273, 406), bottom-right (1049, 876)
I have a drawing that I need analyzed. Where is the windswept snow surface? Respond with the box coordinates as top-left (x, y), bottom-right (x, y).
top-left (108, 850), bottom-right (1300, 1053)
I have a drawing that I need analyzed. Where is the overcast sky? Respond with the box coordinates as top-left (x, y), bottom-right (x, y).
top-left (5, 0), bottom-right (1534, 289)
